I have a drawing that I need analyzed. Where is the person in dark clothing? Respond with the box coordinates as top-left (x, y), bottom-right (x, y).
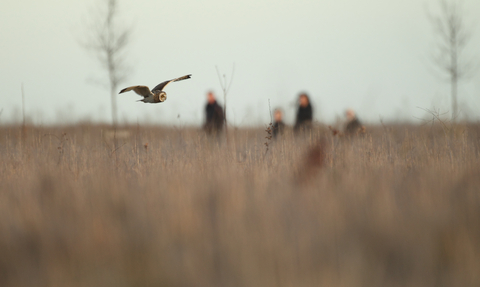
top-left (294, 93), bottom-right (313, 132)
top-left (344, 109), bottom-right (364, 135)
top-left (272, 108), bottom-right (285, 138)
top-left (204, 91), bottom-right (224, 135)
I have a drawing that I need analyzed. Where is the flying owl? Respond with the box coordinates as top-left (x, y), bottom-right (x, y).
top-left (119, 74), bottom-right (191, 103)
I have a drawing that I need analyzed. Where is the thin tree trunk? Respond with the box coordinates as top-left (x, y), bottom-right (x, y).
top-left (451, 42), bottom-right (457, 121)
top-left (110, 85), bottom-right (118, 127)
top-left (223, 95), bottom-right (228, 144)
top-left (451, 74), bottom-right (457, 121)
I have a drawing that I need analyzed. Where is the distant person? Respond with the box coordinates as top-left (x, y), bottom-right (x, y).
top-left (272, 108), bottom-right (286, 138)
top-left (204, 91), bottom-right (224, 135)
top-left (294, 93), bottom-right (313, 133)
top-left (344, 109), bottom-right (365, 135)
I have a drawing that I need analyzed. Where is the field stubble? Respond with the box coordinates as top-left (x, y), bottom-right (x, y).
top-left (0, 123), bottom-right (479, 287)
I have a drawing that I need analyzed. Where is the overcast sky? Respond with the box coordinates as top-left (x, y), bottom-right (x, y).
top-left (1, 0), bottom-right (479, 127)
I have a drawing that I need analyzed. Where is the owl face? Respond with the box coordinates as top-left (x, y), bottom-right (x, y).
top-left (159, 93), bottom-right (167, 102)
top-left (154, 91), bottom-right (167, 102)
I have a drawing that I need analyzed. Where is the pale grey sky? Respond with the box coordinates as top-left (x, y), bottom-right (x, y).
top-left (1, 0), bottom-right (479, 126)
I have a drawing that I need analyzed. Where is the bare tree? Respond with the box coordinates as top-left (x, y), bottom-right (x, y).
top-left (215, 65), bottom-right (235, 143)
top-left (81, 0), bottom-right (131, 127)
top-left (427, 0), bottom-right (476, 121)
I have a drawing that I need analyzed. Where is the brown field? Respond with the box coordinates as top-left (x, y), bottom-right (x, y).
top-left (1, 123), bottom-right (480, 287)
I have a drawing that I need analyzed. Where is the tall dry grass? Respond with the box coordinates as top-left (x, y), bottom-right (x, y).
top-left (0, 123), bottom-right (479, 287)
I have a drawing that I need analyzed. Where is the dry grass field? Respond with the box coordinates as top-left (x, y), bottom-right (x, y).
top-left (0, 123), bottom-right (480, 287)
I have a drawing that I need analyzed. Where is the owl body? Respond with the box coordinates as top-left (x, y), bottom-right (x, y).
top-left (119, 74), bottom-right (190, 104)
top-left (140, 91), bottom-right (167, 103)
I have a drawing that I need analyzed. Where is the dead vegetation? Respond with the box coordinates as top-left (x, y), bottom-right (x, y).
top-left (0, 123), bottom-right (480, 287)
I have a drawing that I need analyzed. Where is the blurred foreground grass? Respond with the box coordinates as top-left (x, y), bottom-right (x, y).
top-left (0, 123), bottom-right (479, 287)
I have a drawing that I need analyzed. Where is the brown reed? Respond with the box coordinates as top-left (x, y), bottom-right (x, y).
top-left (0, 123), bottom-right (479, 287)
